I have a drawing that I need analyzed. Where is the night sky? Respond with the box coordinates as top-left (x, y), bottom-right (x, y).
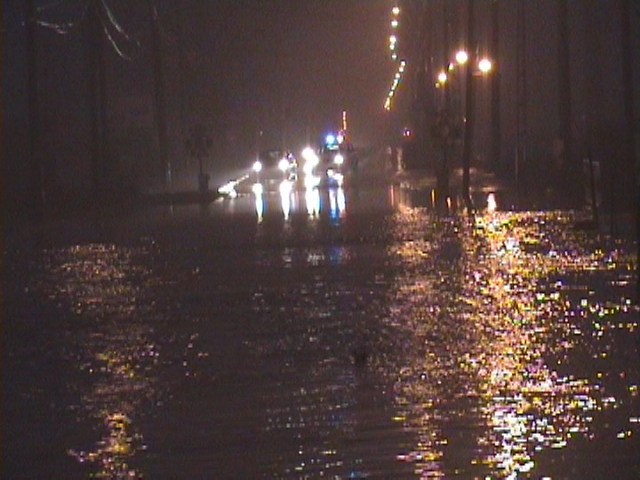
top-left (157, 1), bottom-right (394, 152)
top-left (3, 0), bottom-right (639, 204)
top-left (5, 1), bottom-right (392, 161)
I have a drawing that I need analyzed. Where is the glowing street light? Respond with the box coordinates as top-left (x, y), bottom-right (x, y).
top-left (435, 53), bottom-right (493, 83)
top-left (478, 58), bottom-right (493, 73)
top-left (278, 157), bottom-right (290, 176)
top-left (456, 50), bottom-right (469, 65)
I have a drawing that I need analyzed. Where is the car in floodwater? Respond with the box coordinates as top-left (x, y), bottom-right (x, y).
top-left (252, 149), bottom-right (298, 187)
top-left (310, 133), bottom-right (357, 187)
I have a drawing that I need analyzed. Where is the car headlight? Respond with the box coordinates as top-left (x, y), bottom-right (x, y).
top-left (253, 160), bottom-right (263, 173)
top-left (278, 158), bottom-right (290, 172)
top-left (334, 153), bottom-right (344, 165)
top-left (301, 146), bottom-right (315, 161)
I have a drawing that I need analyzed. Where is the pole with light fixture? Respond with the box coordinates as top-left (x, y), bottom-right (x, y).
top-left (460, 0), bottom-right (493, 212)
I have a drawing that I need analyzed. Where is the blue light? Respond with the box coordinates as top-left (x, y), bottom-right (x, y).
top-left (325, 134), bottom-right (336, 145)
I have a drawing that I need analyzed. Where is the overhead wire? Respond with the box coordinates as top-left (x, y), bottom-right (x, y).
top-left (97, 9), bottom-right (134, 60)
top-left (33, 17), bottom-right (84, 34)
top-left (33, 0), bottom-right (87, 35)
top-left (96, 0), bottom-right (141, 60)
top-left (100, 0), bottom-right (139, 44)
top-left (33, 0), bottom-right (142, 60)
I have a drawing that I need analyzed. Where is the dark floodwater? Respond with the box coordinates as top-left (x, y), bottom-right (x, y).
top-left (3, 182), bottom-right (639, 479)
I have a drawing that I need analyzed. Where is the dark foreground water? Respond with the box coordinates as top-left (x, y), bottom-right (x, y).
top-left (3, 184), bottom-right (639, 479)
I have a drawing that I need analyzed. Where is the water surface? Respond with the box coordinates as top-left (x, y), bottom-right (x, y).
top-left (3, 185), bottom-right (639, 478)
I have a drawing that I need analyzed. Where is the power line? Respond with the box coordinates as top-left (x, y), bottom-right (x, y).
top-left (34, 0), bottom-right (143, 60)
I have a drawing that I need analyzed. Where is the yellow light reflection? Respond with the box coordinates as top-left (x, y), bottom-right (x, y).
top-left (386, 211), bottom-right (638, 478)
top-left (487, 192), bottom-right (497, 212)
top-left (44, 244), bottom-right (158, 479)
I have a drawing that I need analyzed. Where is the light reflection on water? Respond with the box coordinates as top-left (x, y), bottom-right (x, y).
top-left (39, 244), bottom-right (160, 478)
top-left (387, 209), bottom-right (639, 478)
top-left (251, 179), bottom-right (347, 222)
top-left (5, 189), bottom-right (638, 478)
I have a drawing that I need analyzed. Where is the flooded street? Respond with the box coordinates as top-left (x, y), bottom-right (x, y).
top-left (3, 183), bottom-right (639, 479)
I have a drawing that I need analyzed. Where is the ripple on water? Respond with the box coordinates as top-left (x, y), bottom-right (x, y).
top-left (3, 209), bottom-right (638, 478)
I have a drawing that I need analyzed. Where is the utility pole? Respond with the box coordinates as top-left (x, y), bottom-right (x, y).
top-left (515, 0), bottom-right (527, 206)
top-left (461, 0), bottom-right (475, 211)
top-left (619, 0), bottom-right (638, 299)
top-left (490, 0), bottom-right (500, 171)
top-left (558, 0), bottom-right (577, 207)
top-left (86, 0), bottom-right (108, 202)
top-left (176, 4), bottom-right (188, 145)
top-left (620, 0), bottom-right (636, 196)
top-left (26, 0), bottom-right (44, 218)
top-left (436, 0), bottom-right (451, 212)
top-left (149, 1), bottom-right (171, 193)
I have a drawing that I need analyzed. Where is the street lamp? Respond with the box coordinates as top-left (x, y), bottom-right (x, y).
top-left (435, 49), bottom-right (494, 211)
top-left (454, 49), bottom-right (491, 74)
top-left (253, 160), bottom-right (262, 183)
top-left (456, 50), bottom-right (469, 65)
top-left (461, 54), bottom-right (493, 211)
top-left (278, 156), bottom-right (290, 180)
top-left (478, 58), bottom-right (492, 74)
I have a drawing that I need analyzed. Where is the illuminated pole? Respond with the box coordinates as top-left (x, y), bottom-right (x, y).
top-left (461, 0), bottom-right (475, 211)
top-left (490, 0), bottom-right (500, 171)
top-left (436, 0), bottom-right (451, 212)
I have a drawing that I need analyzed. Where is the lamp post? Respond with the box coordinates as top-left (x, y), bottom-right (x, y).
top-left (457, 0), bottom-right (493, 213)
top-left (436, 48), bottom-right (492, 212)
top-left (460, 53), bottom-right (492, 211)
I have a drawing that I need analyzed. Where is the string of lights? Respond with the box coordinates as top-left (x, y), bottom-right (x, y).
top-left (384, 59), bottom-right (406, 111)
top-left (383, 3), bottom-right (495, 113)
top-left (384, 5), bottom-right (405, 111)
